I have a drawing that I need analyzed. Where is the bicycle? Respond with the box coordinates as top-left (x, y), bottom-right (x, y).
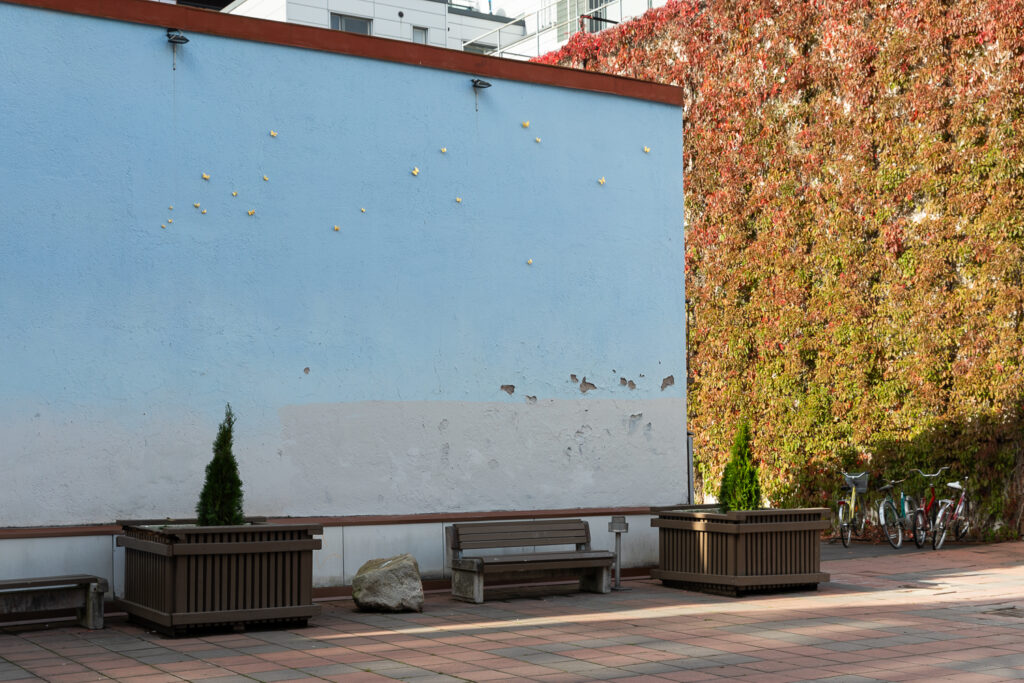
top-left (836, 471), bottom-right (870, 547)
top-left (933, 476), bottom-right (970, 550)
top-left (910, 467), bottom-right (949, 548)
top-left (877, 477), bottom-right (915, 549)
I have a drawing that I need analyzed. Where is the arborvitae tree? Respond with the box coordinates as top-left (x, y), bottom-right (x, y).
top-left (196, 403), bottom-right (245, 526)
top-left (718, 421), bottom-right (762, 512)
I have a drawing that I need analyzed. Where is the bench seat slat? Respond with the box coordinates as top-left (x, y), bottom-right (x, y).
top-left (456, 526), bottom-right (588, 538)
top-left (467, 550), bottom-right (614, 563)
top-left (482, 559), bottom-right (613, 573)
top-left (456, 536), bottom-right (588, 549)
top-left (0, 575), bottom-right (108, 592)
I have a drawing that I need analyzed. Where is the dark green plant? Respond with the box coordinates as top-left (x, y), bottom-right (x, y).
top-left (196, 403), bottom-right (245, 526)
top-left (718, 421), bottom-right (762, 512)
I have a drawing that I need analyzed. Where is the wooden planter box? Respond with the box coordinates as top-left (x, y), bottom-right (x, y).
top-left (651, 507), bottom-right (830, 596)
top-left (116, 519), bottom-right (322, 635)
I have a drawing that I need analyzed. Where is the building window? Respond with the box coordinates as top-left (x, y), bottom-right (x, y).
top-left (330, 13), bottom-right (371, 35)
top-left (412, 26), bottom-right (428, 44)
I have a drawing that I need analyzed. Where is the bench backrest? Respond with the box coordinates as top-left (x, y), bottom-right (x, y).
top-left (448, 519), bottom-right (592, 556)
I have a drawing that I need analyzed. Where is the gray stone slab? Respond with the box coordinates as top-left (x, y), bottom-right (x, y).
top-left (547, 660), bottom-right (616, 673)
top-left (645, 642), bottom-right (725, 657)
top-left (103, 639), bottom-right (163, 652)
top-left (532, 642), bottom-right (584, 653)
top-left (135, 652), bottom-right (196, 665)
top-left (705, 653), bottom-right (759, 665)
top-left (577, 669), bottom-right (634, 680)
top-left (298, 663), bottom-right (361, 676)
top-left (566, 638), bottom-right (621, 647)
top-left (954, 668), bottom-right (1024, 679)
top-left (185, 648), bottom-right (244, 659)
top-left (237, 644), bottom-right (291, 655)
top-left (604, 634), bottom-right (658, 645)
top-left (251, 669), bottom-right (315, 682)
top-left (847, 635), bottom-right (934, 648)
top-left (946, 653), bottom-right (1024, 670)
top-left (621, 661), bottom-right (681, 674)
top-left (484, 646), bottom-right (540, 658)
top-left (517, 652), bottom-right (576, 665)
top-left (374, 666), bottom-right (439, 679)
top-left (817, 640), bottom-right (874, 652)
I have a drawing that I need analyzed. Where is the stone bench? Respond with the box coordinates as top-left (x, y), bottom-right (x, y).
top-left (0, 575), bottom-right (107, 629)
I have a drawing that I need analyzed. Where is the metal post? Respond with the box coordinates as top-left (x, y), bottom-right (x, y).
top-left (687, 431), bottom-right (694, 505)
top-left (608, 516), bottom-right (629, 590)
top-left (614, 532), bottom-right (622, 587)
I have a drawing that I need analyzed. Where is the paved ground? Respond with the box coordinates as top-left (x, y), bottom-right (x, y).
top-left (2, 541), bottom-right (1024, 682)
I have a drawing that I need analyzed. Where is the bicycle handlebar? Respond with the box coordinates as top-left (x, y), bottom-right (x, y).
top-left (910, 466), bottom-right (949, 478)
top-left (840, 471), bottom-right (868, 478)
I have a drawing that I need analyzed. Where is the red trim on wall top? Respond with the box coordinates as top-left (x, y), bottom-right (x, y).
top-left (0, 507), bottom-right (657, 539)
top-left (2, 0), bottom-right (682, 106)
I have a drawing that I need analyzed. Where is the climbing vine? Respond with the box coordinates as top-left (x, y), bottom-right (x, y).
top-left (538, 0), bottom-right (1024, 536)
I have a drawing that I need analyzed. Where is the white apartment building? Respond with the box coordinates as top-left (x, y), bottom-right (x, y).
top-left (467, 0), bottom-right (666, 59)
top-left (223, 0), bottom-right (526, 53)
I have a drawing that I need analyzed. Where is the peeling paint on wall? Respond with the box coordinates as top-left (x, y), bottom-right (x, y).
top-left (661, 375), bottom-right (675, 390)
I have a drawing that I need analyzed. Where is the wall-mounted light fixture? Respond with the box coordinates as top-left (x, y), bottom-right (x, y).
top-left (167, 29), bottom-right (188, 70)
top-left (471, 78), bottom-right (491, 111)
top-left (166, 29), bottom-right (189, 44)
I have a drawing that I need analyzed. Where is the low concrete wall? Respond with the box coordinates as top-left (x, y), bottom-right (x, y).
top-left (0, 512), bottom-right (658, 599)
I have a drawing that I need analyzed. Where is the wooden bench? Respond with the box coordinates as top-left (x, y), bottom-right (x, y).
top-left (446, 519), bottom-right (615, 603)
top-left (0, 575), bottom-right (107, 629)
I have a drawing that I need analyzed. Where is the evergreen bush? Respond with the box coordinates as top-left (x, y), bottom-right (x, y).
top-left (196, 403), bottom-right (245, 526)
top-left (718, 421), bottom-right (761, 512)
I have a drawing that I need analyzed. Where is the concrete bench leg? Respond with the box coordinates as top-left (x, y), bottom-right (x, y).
top-left (77, 582), bottom-right (105, 629)
top-left (579, 566), bottom-right (611, 594)
top-left (451, 568), bottom-right (484, 604)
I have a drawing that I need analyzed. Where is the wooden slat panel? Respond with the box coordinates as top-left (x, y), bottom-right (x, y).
top-left (0, 575), bottom-right (106, 591)
top-left (473, 551), bottom-right (615, 563)
top-left (164, 539), bottom-right (322, 555)
top-left (482, 559), bottom-right (614, 573)
top-left (651, 519), bottom-right (830, 534)
top-left (651, 569), bottom-right (830, 587)
top-left (451, 520), bottom-right (591, 550)
top-left (172, 604), bottom-right (320, 626)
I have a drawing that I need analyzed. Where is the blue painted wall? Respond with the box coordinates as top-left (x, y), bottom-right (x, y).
top-left (0, 3), bottom-right (685, 525)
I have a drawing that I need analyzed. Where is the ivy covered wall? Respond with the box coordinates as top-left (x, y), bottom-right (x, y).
top-left (539, 0), bottom-right (1024, 535)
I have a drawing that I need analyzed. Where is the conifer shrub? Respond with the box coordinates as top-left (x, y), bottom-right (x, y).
top-left (196, 403), bottom-right (245, 526)
top-left (718, 421), bottom-right (761, 512)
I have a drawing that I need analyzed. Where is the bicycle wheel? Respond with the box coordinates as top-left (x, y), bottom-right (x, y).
top-left (954, 498), bottom-right (970, 541)
top-left (933, 503), bottom-right (950, 550)
top-left (837, 501), bottom-right (851, 547)
top-left (912, 508), bottom-right (927, 548)
top-left (881, 500), bottom-right (902, 548)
